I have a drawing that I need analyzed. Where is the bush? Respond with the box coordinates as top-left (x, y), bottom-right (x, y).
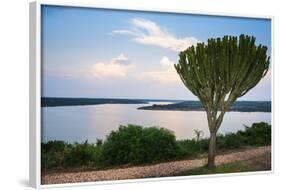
top-left (41, 122), bottom-right (271, 171)
top-left (41, 140), bottom-right (104, 170)
top-left (102, 125), bottom-right (143, 165)
top-left (102, 124), bottom-right (179, 165)
top-left (41, 140), bottom-right (70, 170)
top-left (239, 122), bottom-right (271, 146)
top-left (132, 127), bottom-right (178, 164)
top-left (216, 122), bottom-right (271, 150)
top-left (218, 133), bottom-right (245, 149)
top-left (176, 139), bottom-right (208, 158)
top-left (64, 141), bottom-right (96, 167)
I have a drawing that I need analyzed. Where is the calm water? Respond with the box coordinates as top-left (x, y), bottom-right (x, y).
top-left (41, 102), bottom-right (271, 143)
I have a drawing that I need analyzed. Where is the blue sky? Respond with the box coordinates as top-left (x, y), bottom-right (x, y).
top-left (41, 5), bottom-right (271, 100)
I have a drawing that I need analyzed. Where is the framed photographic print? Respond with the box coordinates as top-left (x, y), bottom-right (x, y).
top-left (29, 1), bottom-right (273, 188)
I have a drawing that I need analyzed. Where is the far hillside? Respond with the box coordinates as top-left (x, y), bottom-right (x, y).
top-left (41, 97), bottom-right (148, 107)
top-left (138, 101), bottom-right (271, 112)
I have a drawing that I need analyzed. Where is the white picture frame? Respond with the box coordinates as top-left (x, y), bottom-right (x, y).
top-left (29, 1), bottom-right (274, 189)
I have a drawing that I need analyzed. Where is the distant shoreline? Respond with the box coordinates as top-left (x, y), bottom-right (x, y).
top-left (138, 101), bottom-right (271, 112)
top-left (41, 97), bottom-right (149, 107)
top-left (41, 97), bottom-right (271, 112)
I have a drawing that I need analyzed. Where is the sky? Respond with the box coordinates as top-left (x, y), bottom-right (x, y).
top-left (41, 5), bottom-right (272, 101)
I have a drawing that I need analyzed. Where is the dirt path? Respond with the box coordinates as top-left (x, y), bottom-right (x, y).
top-left (42, 146), bottom-right (271, 185)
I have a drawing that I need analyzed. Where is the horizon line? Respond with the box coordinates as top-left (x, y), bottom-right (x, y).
top-left (41, 97), bottom-right (271, 102)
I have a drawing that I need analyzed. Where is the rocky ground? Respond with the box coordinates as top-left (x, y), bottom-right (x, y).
top-left (42, 146), bottom-right (271, 185)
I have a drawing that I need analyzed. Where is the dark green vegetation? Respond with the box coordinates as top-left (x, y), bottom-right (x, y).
top-left (173, 152), bottom-right (271, 176)
top-left (42, 97), bottom-right (148, 107)
top-left (41, 122), bottom-right (271, 172)
top-left (138, 101), bottom-right (271, 112)
top-left (174, 34), bottom-right (270, 167)
top-left (102, 126), bottom-right (178, 165)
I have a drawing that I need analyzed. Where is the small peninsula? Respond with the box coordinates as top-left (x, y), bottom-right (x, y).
top-left (138, 101), bottom-right (271, 112)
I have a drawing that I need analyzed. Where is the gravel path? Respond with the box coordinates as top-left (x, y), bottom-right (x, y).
top-left (42, 146), bottom-right (271, 185)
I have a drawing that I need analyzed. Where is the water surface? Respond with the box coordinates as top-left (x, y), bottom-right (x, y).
top-left (41, 102), bottom-right (271, 143)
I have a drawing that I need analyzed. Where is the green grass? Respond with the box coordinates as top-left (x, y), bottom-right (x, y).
top-left (174, 153), bottom-right (271, 176)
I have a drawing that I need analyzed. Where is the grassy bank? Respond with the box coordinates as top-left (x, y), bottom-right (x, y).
top-left (41, 122), bottom-right (271, 172)
top-left (173, 152), bottom-right (271, 176)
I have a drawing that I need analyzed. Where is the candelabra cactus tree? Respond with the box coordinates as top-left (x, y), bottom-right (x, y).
top-left (174, 34), bottom-right (270, 168)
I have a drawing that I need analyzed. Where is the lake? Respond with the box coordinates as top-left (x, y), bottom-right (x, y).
top-left (41, 102), bottom-right (271, 143)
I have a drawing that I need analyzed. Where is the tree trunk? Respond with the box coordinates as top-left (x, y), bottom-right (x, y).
top-left (207, 131), bottom-right (217, 168)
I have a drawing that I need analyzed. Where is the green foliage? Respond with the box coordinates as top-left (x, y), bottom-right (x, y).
top-left (217, 122), bottom-right (271, 149)
top-left (64, 141), bottom-right (97, 167)
top-left (175, 34), bottom-right (270, 167)
top-left (41, 140), bottom-right (70, 169)
top-left (101, 125), bottom-right (143, 165)
top-left (176, 139), bottom-right (209, 158)
top-left (217, 133), bottom-right (245, 149)
top-left (41, 140), bottom-right (104, 170)
top-left (238, 122), bottom-right (271, 146)
top-left (102, 124), bottom-right (178, 165)
top-left (174, 34), bottom-right (270, 113)
top-left (41, 122), bottom-right (271, 171)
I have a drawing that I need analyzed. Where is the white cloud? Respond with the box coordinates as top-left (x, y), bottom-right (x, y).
top-left (112, 18), bottom-right (199, 52)
top-left (139, 56), bottom-right (180, 84)
top-left (160, 56), bottom-right (174, 67)
top-left (111, 53), bottom-right (131, 65)
top-left (89, 54), bottom-right (134, 79)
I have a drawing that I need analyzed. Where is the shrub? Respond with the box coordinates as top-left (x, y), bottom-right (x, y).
top-left (132, 127), bottom-right (178, 164)
top-left (216, 122), bottom-right (271, 150)
top-left (41, 140), bottom-right (70, 170)
top-left (41, 140), bottom-right (104, 170)
top-left (221, 133), bottom-right (245, 149)
top-left (102, 124), bottom-right (178, 165)
top-left (239, 122), bottom-right (271, 146)
top-left (102, 124), bottom-right (143, 165)
top-left (41, 122), bottom-right (271, 171)
top-left (176, 139), bottom-right (203, 158)
top-left (64, 140), bottom-right (96, 167)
